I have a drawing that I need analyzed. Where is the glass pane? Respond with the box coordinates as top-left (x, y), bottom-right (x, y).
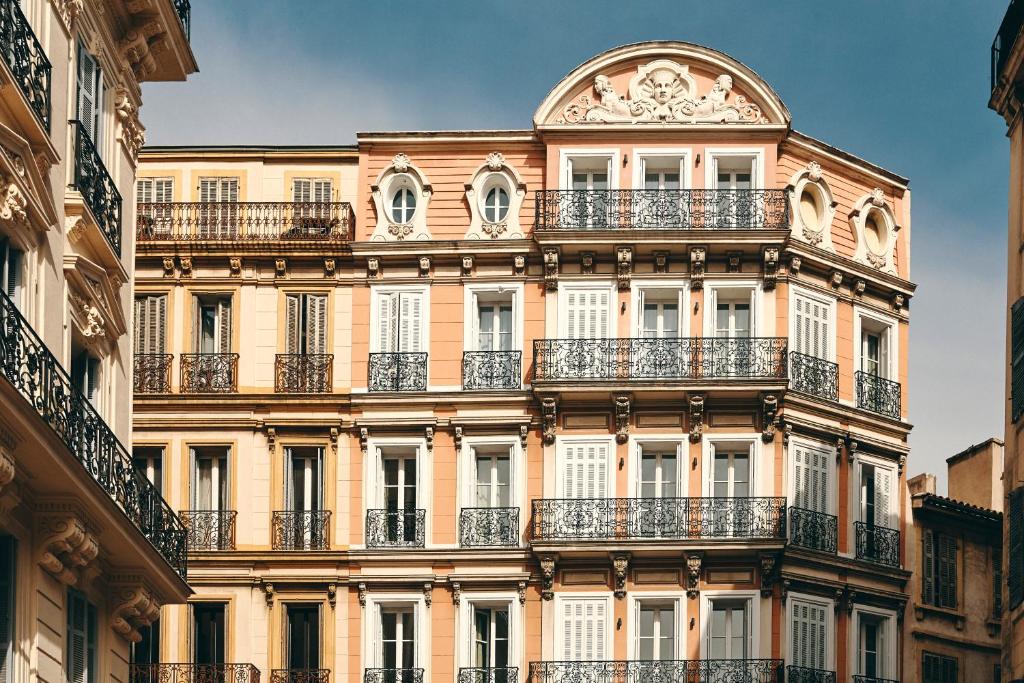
top-left (641, 454), bottom-right (656, 483)
top-left (200, 306), bottom-right (216, 352)
top-left (644, 172), bottom-right (659, 190)
top-left (663, 173), bottom-right (680, 190)
top-left (735, 173), bottom-right (751, 190)
top-left (572, 173), bottom-right (587, 190)
top-left (733, 304), bottom-right (750, 336)
top-left (716, 304), bottom-right (729, 335)
top-left (639, 607), bottom-right (654, 637)
top-left (592, 173), bottom-right (608, 190)
top-left (643, 304), bottom-right (658, 337)
top-left (662, 304), bottom-right (678, 335)
top-left (662, 457), bottom-right (677, 496)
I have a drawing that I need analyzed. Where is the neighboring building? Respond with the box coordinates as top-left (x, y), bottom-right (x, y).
top-left (133, 42), bottom-right (914, 683)
top-left (904, 440), bottom-right (1003, 683)
top-left (0, 1), bottom-right (198, 683)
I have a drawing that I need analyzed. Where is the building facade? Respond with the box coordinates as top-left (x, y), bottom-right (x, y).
top-left (0, 1), bottom-right (198, 683)
top-left (134, 42), bottom-right (914, 683)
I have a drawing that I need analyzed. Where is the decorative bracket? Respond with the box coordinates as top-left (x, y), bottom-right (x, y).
top-left (263, 581), bottom-right (274, 607)
top-left (110, 583), bottom-right (160, 643)
top-left (266, 428), bottom-right (277, 449)
top-left (854, 279), bottom-right (866, 297)
top-left (759, 554), bottom-right (777, 597)
top-left (162, 257), bottom-right (175, 277)
top-left (617, 247), bottom-right (632, 290)
top-left (453, 426), bottom-right (463, 451)
top-left (451, 582), bottom-right (461, 606)
top-left (540, 555), bottom-right (556, 600)
top-left (327, 584), bottom-right (337, 609)
top-left (829, 270), bottom-right (842, 289)
top-left (614, 394), bottom-right (631, 444)
top-left (685, 552), bottom-right (703, 599)
top-left (611, 553), bottom-right (630, 599)
top-left (789, 256), bottom-right (801, 276)
top-left (653, 251), bottom-right (669, 274)
top-left (762, 248), bottom-right (779, 290)
top-left (179, 256), bottom-right (193, 277)
top-left (542, 397), bottom-right (558, 444)
top-left (462, 256), bottom-right (474, 277)
top-left (689, 248), bottom-right (705, 290)
top-left (358, 582), bottom-right (367, 607)
top-left (425, 427), bottom-right (434, 451)
top-left (37, 513), bottom-right (99, 586)
top-left (514, 254), bottom-right (526, 276)
top-left (580, 252), bottom-right (595, 275)
top-left (520, 424), bottom-right (529, 449)
top-left (688, 394), bottom-right (705, 443)
top-left (275, 258), bottom-right (287, 278)
top-left (517, 581), bottom-right (527, 604)
top-left (419, 256), bottom-right (431, 278)
top-left (228, 257), bottom-right (241, 277)
top-left (761, 394), bottom-right (779, 443)
top-left (892, 293), bottom-right (905, 312)
top-left (727, 252), bottom-right (741, 273)
top-left (543, 248), bottom-right (559, 290)
top-left (359, 427), bottom-right (369, 455)
top-left (423, 582), bottom-right (433, 607)
top-left (367, 257), bottom-right (380, 279)
top-left (323, 258), bottom-right (336, 278)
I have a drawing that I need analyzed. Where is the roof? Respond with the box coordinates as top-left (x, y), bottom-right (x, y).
top-left (915, 492), bottom-right (1002, 526)
top-left (946, 437), bottom-right (1004, 465)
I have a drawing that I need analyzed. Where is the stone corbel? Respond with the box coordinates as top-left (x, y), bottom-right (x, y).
top-left (688, 394), bottom-right (705, 443)
top-left (462, 256), bottom-right (473, 277)
top-left (833, 589), bottom-right (844, 614)
top-left (727, 252), bottom-right (741, 273)
top-left (358, 582), bottom-right (367, 607)
top-left (780, 579), bottom-right (791, 604)
top-left (453, 426), bottom-right (463, 451)
top-left (689, 248), bottom-right (705, 290)
top-left (367, 257), bottom-right (380, 279)
top-left (359, 428), bottom-right (369, 455)
top-left (759, 555), bottom-right (777, 597)
top-left (37, 513), bottom-right (99, 585)
top-left (611, 553), bottom-right (630, 599)
top-left (110, 583), bottom-right (160, 643)
top-left (760, 394), bottom-right (779, 443)
top-left (762, 248), bottom-right (779, 290)
top-left (540, 555), bottom-right (556, 600)
top-left (614, 394), bottom-right (631, 444)
top-left (113, 87), bottom-right (145, 164)
top-left (266, 428), bottom-right (277, 449)
top-left (580, 252), bottom-right (595, 275)
top-left (451, 582), bottom-right (461, 606)
top-left (228, 257), bottom-right (241, 277)
top-left (329, 428), bottom-right (339, 456)
top-left (846, 437), bottom-right (858, 464)
top-left (419, 256), bottom-right (431, 278)
top-left (543, 248), bottom-right (559, 290)
top-left (520, 424), bottom-right (529, 449)
top-left (892, 293), bottom-right (905, 312)
top-left (789, 256), bottom-right (801, 276)
top-left (275, 258), bottom-right (287, 278)
top-left (843, 587), bottom-right (857, 615)
top-left (835, 437), bottom-right (844, 464)
top-left (653, 251), bottom-right (668, 274)
top-left (517, 581), bottom-right (527, 604)
top-left (0, 444), bottom-right (15, 502)
top-left (513, 254), bottom-right (526, 276)
top-left (53, 0), bottom-right (84, 34)
top-left (162, 257), bottom-right (175, 278)
top-left (617, 247), bottom-right (632, 290)
top-left (854, 279), bottom-right (866, 297)
top-left (0, 173), bottom-right (27, 225)
top-left (423, 582), bottom-right (433, 607)
top-left (323, 258), bottom-right (336, 278)
top-left (262, 581), bottom-right (274, 607)
top-left (327, 584), bottom-right (337, 609)
top-left (542, 397), bottom-right (558, 445)
top-left (899, 454), bottom-right (907, 477)
top-left (425, 427), bottom-right (434, 451)
top-left (179, 257), bottom-right (193, 277)
top-left (685, 552), bottom-right (703, 599)
top-left (829, 270), bottom-right (842, 289)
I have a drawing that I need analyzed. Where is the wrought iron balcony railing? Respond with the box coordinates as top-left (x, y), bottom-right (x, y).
top-left (181, 353), bottom-right (239, 393)
top-left (130, 663), bottom-right (260, 683)
top-left (855, 371), bottom-right (901, 419)
top-left (173, 0), bottom-right (191, 39)
top-left (528, 660), bottom-right (784, 683)
top-left (180, 509), bottom-right (237, 550)
top-left (134, 353), bottom-right (173, 394)
top-left (789, 352), bottom-right (838, 402)
top-left (786, 666), bottom-right (836, 683)
top-left (993, 0), bottom-right (1024, 91)
top-left (364, 669), bottom-right (423, 683)
top-left (463, 350), bottom-right (522, 390)
top-left (851, 677), bottom-right (899, 683)
top-left (533, 338), bottom-right (787, 382)
top-left (366, 509), bottom-right (426, 548)
top-left (535, 189), bottom-right (789, 231)
top-left (0, 0), bottom-right (51, 130)
top-left (271, 670), bottom-right (330, 683)
top-left (459, 507), bottom-right (519, 547)
top-left (136, 202), bottom-right (353, 243)
top-left (271, 510), bottom-right (331, 550)
top-left (854, 521), bottom-right (900, 567)
top-left (368, 352), bottom-right (427, 391)
top-left (788, 506), bottom-right (837, 554)
top-left (71, 119), bottom-right (122, 256)
top-left (459, 668), bottom-right (518, 683)
top-left (531, 497), bottom-right (786, 541)
top-left (0, 288), bottom-right (186, 576)
top-left (275, 354), bottom-right (333, 393)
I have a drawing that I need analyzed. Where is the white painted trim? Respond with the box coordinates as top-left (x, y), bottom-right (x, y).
top-left (462, 282), bottom-right (526, 353)
top-left (458, 435), bottom-right (525, 543)
top-left (702, 279), bottom-right (763, 336)
top-left (784, 591), bottom-right (836, 669)
top-left (848, 604), bottom-right (898, 679)
top-left (629, 147), bottom-right (693, 190)
top-left (362, 436), bottom-right (432, 547)
top-left (852, 304), bottom-right (899, 380)
top-left (702, 146), bottom-right (766, 190)
top-left (628, 434), bottom-right (689, 497)
top-left (850, 451), bottom-right (898, 527)
top-left (552, 592), bottom-right (615, 659)
top-left (456, 591), bottom-right (523, 671)
top-left (558, 147), bottom-right (622, 189)
top-left (702, 434), bottom-right (761, 497)
top-left (629, 279), bottom-right (690, 338)
top-left (626, 591), bottom-right (687, 659)
top-left (555, 280), bottom-right (617, 339)
top-left (786, 436), bottom-right (837, 515)
top-left (553, 435), bottom-right (617, 498)
top-left (699, 589), bottom-right (762, 659)
top-left (788, 283), bottom-right (837, 362)
top-left (369, 284), bottom-right (431, 353)
top-left (362, 593), bottom-right (431, 674)
top-left (786, 167), bottom-right (836, 252)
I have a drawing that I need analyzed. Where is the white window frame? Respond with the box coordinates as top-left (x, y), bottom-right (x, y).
top-left (552, 593), bottom-right (614, 661)
top-left (626, 592), bottom-right (686, 660)
top-left (559, 148), bottom-right (621, 190)
top-left (850, 452), bottom-right (898, 534)
top-left (703, 280), bottom-right (762, 338)
top-left (456, 592), bottom-right (522, 671)
top-left (362, 594), bottom-right (430, 675)
top-left (853, 305), bottom-right (898, 381)
top-left (630, 148), bottom-right (692, 189)
top-left (629, 436), bottom-right (688, 498)
top-left (370, 284), bottom-right (430, 353)
top-left (463, 283), bottom-right (525, 353)
top-left (788, 284), bottom-right (837, 362)
top-left (785, 591), bottom-right (835, 671)
top-left (702, 435), bottom-right (762, 497)
top-left (787, 437), bottom-right (837, 515)
top-left (459, 436), bottom-right (524, 537)
top-left (848, 605), bottom-right (897, 680)
top-left (556, 281), bottom-right (616, 339)
top-left (363, 437), bottom-right (432, 548)
top-left (553, 435), bottom-right (616, 499)
top-left (630, 280), bottom-right (689, 338)
top-left (699, 590), bottom-right (761, 659)
top-left (703, 148), bottom-right (765, 190)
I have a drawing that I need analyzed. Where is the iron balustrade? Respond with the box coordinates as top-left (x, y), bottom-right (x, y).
top-left (788, 506), bottom-right (838, 554)
top-left (271, 510), bottom-right (331, 550)
top-left (459, 669), bottom-right (518, 683)
top-left (275, 354), bottom-right (333, 393)
top-left (531, 497), bottom-right (786, 541)
top-left (459, 507), bottom-right (520, 547)
top-left (0, 288), bottom-right (186, 576)
top-left (368, 352), bottom-right (428, 391)
top-left (0, 0), bottom-right (50, 129)
top-left (534, 189), bottom-right (789, 231)
top-left (993, 0), bottom-right (1024, 90)
top-left (533, 337), bottom-right (787, 382)
top-left (855, 371), bottom-right (901, 419)
top-left (786, 666), bottom-right (836, 683)
top-left (462, 350), bottom-right (522, 390)
top-left (365, 508), bottom-right (426, 548)
top-left (364, 670), bottom-right (423, 683)
top-left (528, 660), bottom-right (784, 683)
top-left (851, 677), bottom-right (900, 683)
top-left (180, 510), bottom-right (237, 550)
top-left (173, 0), bottom-right (191, 39)
top-left (271, 671), bottom-right (330, 683)
top-left (136, 202), bottom-right (353, 242)
top-left (181, 353), bottom-right (239, 393)
top-left (789, 352), bottom-right (838, 402)
top-left (854, 521), bottom-right (900, 567)
top-left (130, 663), bottom-right (260, 683)
top-left (134, 354), bottom-right (173, 394)
top-left (71, 120), bottom-right (122, 256)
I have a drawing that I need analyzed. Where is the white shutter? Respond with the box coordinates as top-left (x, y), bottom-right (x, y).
top-left (306, 295), bottom-right (328, 355)
top-left (221, 178), bottom-right (239, 203)
top-left (66, 592), bottom-right (89, 683)
top-left (794, 294), bottom-right (830, 359)
top-left (293, 179), bottom-right (312, 203)
top-left (137, 179), bottom-right (153, 205)
top-left (217, 299), bottom-right (231, 354)
top-left (564, 288), bottom-right (610, 339)
top-left (377, 293), bottom-right (394, 353)
top-left (76, 45), bottom-right (100, 144)
top-left (285, 295), bottom-right (300, 354)
top-left (791, 599), bottom-right (826, 669)
top-left (793, 444), bottom-right (829, 513)
top-left (560, 442), bottom-right (609, 498)
top-left (314, 179), bottom-right (332, 203)
top-left (199, 178), bottom-right (218, 203)
top-left (562, 599), bottom-right (607, 661)
top-left (398, 292), bottom-right (423, 353)
top-left (874, 468), bottom-right (893, 527)
top-left (155, 179), bottom-right (174, 203)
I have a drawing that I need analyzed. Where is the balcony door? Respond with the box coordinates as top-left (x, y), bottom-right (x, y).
top-left (192, 603), bottom-right (225, 667)
top-left (191, 447), bottom-right (230, 549)
top-left (555, 442), bottom-right (610, 538)
top-left (861, 327), bottom-right (890, 378)
top-left (789, 599), bottom-right (827, 674)
top-left (472, 606), bottom-right (510, 673)
top-left (638, 156), bottom-right (684, 228)
top-left (292, 178), bottom-right (333, 231)
top-left (707, 600), bottom-right (748, 660)
top-left (475, 450), bottom-right (511, 508)
top-left (383, 451), bottom-right (418, 543)
top-left (194, 296), bottom-right (231, 354)
top-left (198, 177), bottom-right (239, 238)
top-left (286, 294), bottom-right (328, 356)
top-left (559, 287), bottom-right (612, 379)
top-left (381, 607), bottom-right (415, 673)
top-left (475, 298), bottom-right (513, 352)
top-left (75, 43), bottom-right (102, 145)
top-left (711, 446), bottom-right (751, 536)
top-left (285, 447), bottom-right (324, 548)
top-left (710, 288), bottom-right (754, 377)
top-left (560, 599), bottom-right (608, 661)
top-left (566, 156), bottom-right (610, 228)
top-left (286, 604), bottom-right (320, 671)
top-left (377, 292), bottom-right (424, 354)
top-left (856, 614), bottom-right (889, 679)
top-left (713, 156), bottom-right (755, 228)
top-left (793, 293), bottom-right (830, 361)
top-left (634, 445), bottom-right (681, 537)
top-left (136, 178), bottom-right (174, 236)
top-left (636, 602), bottom-right (676, 660)
top-left (859, 463), bottom-right (892, 529)
top-left (635, 289), bottom-right (685, 378)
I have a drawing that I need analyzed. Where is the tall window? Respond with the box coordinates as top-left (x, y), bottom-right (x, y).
top-left (474, 294), bottom-right (513, 352)
top-left (75, 43), bottom-right (102, 145)
top-left (198, 177), bottom-right (239, 238)
top-left (70, 346), bottom-right (101, 408)
top-left (792, 443), bottom-right (830, 514)
top-left (860, 320), bottom-right (892, 378)
top-left (381, 606), bottom-right (415, 670)
top-left (132, 446), bottom-right (163, 495)
top-left (792, 293), bottom-right (831, 360)
top-left (194, 295), bottom-right (231, 354)
top-left (381, 448), bottom-right (418, 544)
top-left (286, 294), bottom-right (328, 355)
top-left (922, 530), bottom-right (957, 609)
top-left (285, 447), bottom-right (323, 514)
top-left (293, 179), bottom-right (333, 229)
top-left (713, 156), bottom-right (755, 228)
top-left (638, 156), bottom-right (684, 228)
top-left (132, 621), bottom-right (160, 668)
top-left (856, 613), bottom-right (890, 679)
top-left (922, 653), bottom-right (957, 683)
top-left (636, 602), bottom-right (675, 660)
top-left (292, 178), bottom-right (332, 203)
top-left (711, 445), bottom-right (751, 536)
top-left (286, 604), bottom-right (320, 671)
top-left (567, 156), bottom-right (611, 228)
top-left (192, 603), bottom-right (225, 666)
top-left (640, 293), bottom-right (680, 338)
top-left (66, 590), bottom-right (98, 683)
top-left (136, 179), bottom-right (174, 236)
top-left (191, 447), bottom-right (229, 512)
top-left (134, 295), bottom-right (167, 356)
top-left (472, 606), bottom-right (509, 672)
top-left (376, 291), bottom-right (424, 353)
top-left (562, 287), bottom-right (611, 339)
top-left (0, 238), bottom-right (23, 309)
top-left (0, 536), bottom-right (14, 683)
top-left (789, 598), bottom-right (827, 673)
top-left (560, 598), bottom-right (607, 660)
top-left (859, 463), bottom-right (893, 529)
top-left (633, 444), bottom-right (681, 537)
top-left (708, 600), bottom-right (748, 660)
top-left (474, 446), bottom-right (511, 508)
top-left (558, 441), bottom-right (610, 499)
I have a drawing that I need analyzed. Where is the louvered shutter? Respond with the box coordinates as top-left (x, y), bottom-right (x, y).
top-left (398, 293), bottom-right (423, 353)
top-left (217, 300), bottom-right (231, 354)
top-left (222, 178), bottom-right (239, 202)
top-left (938, 534), bottom-right (957, 608)
top-left (793, 444), bottom-right (829, 513)
top-left (76, 44), bottom-right (100, 144)
top-left (199, 178), bottom-right (217, 203)
top-left (67, 591), bottom-right (89, 683)
top-left (562, 600), bottom-right (606, 661)
top-left (155, 179), bottom-right (173, 203)
top-left (564, 289), bottom-right (609, 339)
top-left (134, 295), bottom-right (167, 355)
top-left (306, 295), bottom-right (328, 355)
top-left (1010, 487), bottom-right (1024, 609)
top-left (137, 179), bottom-right (153, 204)
top-left (377, 294), bottom-right (395, 353)
top-left (791, 599), bottom-right (826, 670)
top-left (873, 467), bottom-right (892, 528)
top-left (285, 295), bottom-right (300, 354)
top-left (794, 294), bottom-right (830, 359)
top-left (922, 528), bottom-right (936, 605)
top-left (314, 180), bottom-right (332, 203)
top-left (1013, 297), bottom-right (1024, 421)
top-left (293, 179), bottom-right (312, 203)
top-left (561, 442), bottom-right (608, 499)
top-left (0, 536), bottom-right (14, 683)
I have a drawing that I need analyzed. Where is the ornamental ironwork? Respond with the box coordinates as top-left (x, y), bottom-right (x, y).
top-left (531, 497), bottom-right (786, 541)
top-left (533, 338), bottom-right (787, 382)
top-left (130, 663), bottom-right (260, 683)
top-left (788, 507), bottom-right (837, 554)
top-left (534, 189), bottom-right (789, 231)
top-left (181, 353), bottom-right (239, 393)
top-left (528, 660), bottom-right (784, 683)
top-left (368, 352), bottom-right (427, 392)
top-left (363, 669), bottom-right (423, 683)
top-left (459, 668), bottom-right (518, 683)
top-left (71, 120), bottom-right (122, 256)
top-left (271, 670), bottom-right (330, 683)
top-left (463, 351), bottom-right (522, 390)
top-left (136, 202), bottom-right (353, 242)
top-left (275, 354), bottom-right (333, 393)
top-left (854, 521), bottom-right (900, 567)
top-left (134, 354), bottom-right (173, 394)
top-left (459, 507), bottom-right (519, 547)
top-left (271, 510), bottom-right (331, 550)
top-left (180, 510), bottom-right (237, 550)
top-left (851, 677), bottom-right (899, 683)
top-left (855, 371), bottom-right (901, 419)
top-left (789, 352), bottom-right (838, 402)
top-left (0, 0), bottom-right (51, 129)
top-left (0, 288), bottom-right (186, 577)
top-left (366, 509), bottom-right (426, 548)
top-left (786, 666), bottom-right (836, 683)
top-left (173, 0), bottom-right (191, 39)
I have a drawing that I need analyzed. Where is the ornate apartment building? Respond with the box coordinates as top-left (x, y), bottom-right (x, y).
top-left (0, 1), bottom-right (197, 683)
top-left (133, 42), bottom-right (914, 683)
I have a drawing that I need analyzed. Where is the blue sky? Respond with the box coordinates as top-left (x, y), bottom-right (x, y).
top-left (143, 1), bottom-right (1010, 490)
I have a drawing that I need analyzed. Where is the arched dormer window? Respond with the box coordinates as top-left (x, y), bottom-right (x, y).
top-left (371, 153), bottom-right (432, 241)
top-left (786, 161), bottom-right (836, 251)
top-left (850, 188), bottom-right (900, 275)
top-left (465, 152), bottom-right (526, 239)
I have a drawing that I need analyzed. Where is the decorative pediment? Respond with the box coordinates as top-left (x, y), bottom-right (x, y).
top-left (64, 253), bottom-right (128, 345)
top-left (0, 122), bottom-right (59, 234)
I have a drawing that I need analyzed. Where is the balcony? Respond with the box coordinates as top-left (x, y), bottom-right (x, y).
top-left (993, 0), bottom-right (1024, 91)
top-left (459, 668), bottom-right (518, 683)
top-left (71, 120), bottom-right (122, 256)
top-left (851, 677), bottom-right (899, 683)
top-left (134, 354), bottom-right (173, 394)
top-left (533, 338), bottom-right (787, 383)
top-left (531, 497), bottom-right (786, 541)
top-left (271, 670), bottom-right (330, 683)
top-left (0, 0), bottom-right (51, 130)
top-left (136, 202), bottom-right (353, 244)
top-left (528, 660), bottom-right (784, 683)
top-left (855, 371), bottom-right (901, 419)
top-left (131, 663), bottom-right (260, 683)
top-left (368, 352), bottom-right (427, 392)
top-left (786, 667), bottom-right (836, 683)
top-left (173, 0), bottom-right (191, 39)
top-left (180, 509), bottom-right (237, 551)
top-left (365, 509), bottom-right (426, 548)
top-left (534, 189), bottom-right (789, 231)
top-left (181, 353), bottom-right (239, 393)
top-left (789, 352), bottom-right (838, 402)
top-left (463, 350), bottom-right (522, 390)
top-left (0, 288), bottom-right (186, 577)
top-left (854, 521), bottom-right (900, 567)
top-left (275, 354), bottom-right (333, 393)
top-left (459, 507), bottom-right (520, 547)
top-left (271, 510), bottom-right (331, 550)
top-left (788, 506), bottom-right (837, 554)
top-left (364, 670), bottom-right (423, 683)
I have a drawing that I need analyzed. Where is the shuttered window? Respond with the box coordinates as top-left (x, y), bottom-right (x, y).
top-left (792, 443), bottom-right (830, 514)
top-left (793, 293), bottom-right (831, 359)
top-left (1009, 487), bottom-right (1024, 609)
top-left (563, 288), bottom-right (611, 339)
top-left (134, 295), bottom-right (167, 355)
top-left (922, 652), bottom-right (957, 683)
top-left (1013, 297), bottom-right (1024, 422)
top-left (376, 291), bottom-right (424, 353)
top-left (286, 294), bottom-right (328, 355)
top-left (195, 296), bottom-right (232, 354)
top-left (0, 238), bottom-right (23, 307)
top-left (66, 590), bottom-right (97, 683)
top-left (136, 178), bottom-right (174, 204)
top-left (292, 178), bottom-right (332, 203)
top-left (198, 178), bottom-right (240, 238)
top-left (0, 536), bottom-right (14, 683)
top-left (561, 599), bottom-right (607, 661)
top-left (559, 442), bottom-right (610, 499)
top-left (993, 546), bottom-right (1003, 618)
top-left (75, 43), bottom-right (102, 145)
top-left (790, 598), bottom-right (827, 671)
top-left (922, 530), bottom-right (957, 608)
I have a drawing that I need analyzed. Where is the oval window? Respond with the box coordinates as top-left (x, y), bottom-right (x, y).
top-left (390, 186), bottom-right (416, 223)
top-left (798, 186), bottom-right (822, 232)
top-left (864, 210), bottom-right (886, 254)
top-left (483, 185), bottom-right (510, 223)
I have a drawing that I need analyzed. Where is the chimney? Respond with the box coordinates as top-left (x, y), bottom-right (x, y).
top-left (907, 473), bottom-right (936, 497)
top-left (946, 438), bottom-right (1004, 512)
